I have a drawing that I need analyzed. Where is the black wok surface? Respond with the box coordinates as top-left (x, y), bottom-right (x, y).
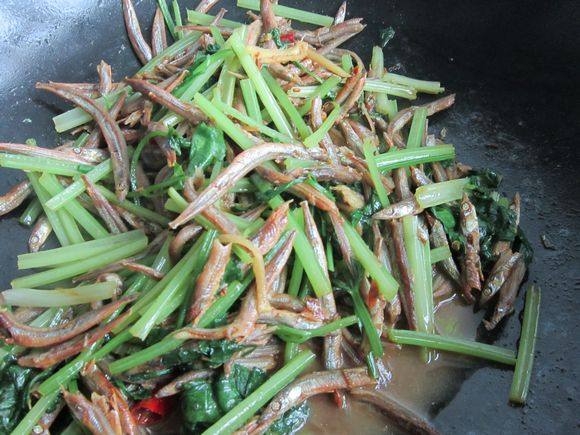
top-left (0, 1), bottom-right (578, 433)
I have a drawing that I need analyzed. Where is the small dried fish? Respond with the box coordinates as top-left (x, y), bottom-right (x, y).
top-left (244, 368), bottom-right (376, 434)
top-left (287, 164), bottom-right (362, 184)
top-left (156, 370), bottom-right (213, 398)
top-left (97, 61), bottom-right (113, 96)
top-left (169, 223), bottom-right (203, 263)
top-left (310, 96), bottom-right (340, 164)
top-left (125, 79), bottom-right (207, 125)
top-left (427, 216), bottom-right (462, 287)
top-left (189, 240), bottom-right (232, 322)
top-left (183, 178), bottom-right (240, 235)
top-left (0, 296), bottom-right (134, 347)
top-left (82, 175), bottom-right (128, 234)
top-left (151, 7), bottom-right (167, 56)
top-left (0, 180), bottom-right (31, 216)
top-left (122, 0), bottom-right (152, 64)
top-left (37, 83), bottom-right (130, 200)
top-left (18, 309), bottom-right (131, 368)
top-left (81, 361), bottom-right (141, 435)
top-left (334, 1), bottom-right (347, 24)
top-left (459, 193), bottom-right (483, 303)
top-left (483, 257), bottom-right (527, 330)
top-left (120, 261), bottom-right (165, 280)
top-left (62, 391), bottom-right (118, 435)
top-left (0, 143), bottom-right (98, 166)
top-left (170, 143), bottom-right (325, 228)
top-left (479, 250), bottom-right (521, 306)
top-left (373, 197), bottom-right (422, 220)
top-left (34, 400), bottom-right (65, 435)
top-left (250, 201), bottom-right (290, 255)
top-left (388, 219), bottom-right (416, 329)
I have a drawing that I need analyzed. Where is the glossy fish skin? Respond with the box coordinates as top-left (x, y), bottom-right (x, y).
top-left (122, 0), bottom-right (152, 65)
top-left (156, 369), bottom-right (213, 398)
top-left (28, 215), bottom-right (52, 253)
top-left (169, 223), bottom-right (203, 263)
top-left (428, 217), bottom-right (462, 287)
top-left (151, 7), bottom-right (167, 57)
top-left (0, 296), bottom-right (134, 348)
top-left (250, 201), bottom-right (290, 256)
top-left (36, 83), bottom-right (130, 200)
top-left (373, 197), bottom-right (422, 220)
top-left (388, 219), bottom-right (416, 330)
top-left (81, 361), bottom-right (142, 435)
top-left (459, 193), bottom-right (483, 304)
top-left (480, 250), bottom-right (522, 306)
top-left (125, 79), bottom-right (207, 125)
top-left (170, 143), bottom-right (325, 228)
top-left (82, 175), bottom-right (128, 234)
top-left (188, 240), bottom-right (232, 323)
top-left (17, 310), bottom-right (131, 369)
top-left (301, 203), bottom-right (344, 387)
top-left (246, 368), bottom-right (376, 434)
top-left (483, 257), bottom-right (527, 330)
top-left (62, 391), bottom-right (118, 435)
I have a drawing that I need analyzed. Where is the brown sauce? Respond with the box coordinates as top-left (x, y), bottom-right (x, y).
top-left (303, 295), bottom-right (484, 434)
top-left (150, 296), bottom-right (485, 434)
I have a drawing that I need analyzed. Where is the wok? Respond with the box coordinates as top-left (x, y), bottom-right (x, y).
top-left (0, 1), bottom-right (578, 433)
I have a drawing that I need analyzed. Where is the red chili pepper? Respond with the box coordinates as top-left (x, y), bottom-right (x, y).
top-left (131, 396), bottom-right (176, 426)
top-left (280, 32), bottom-right (295, 43)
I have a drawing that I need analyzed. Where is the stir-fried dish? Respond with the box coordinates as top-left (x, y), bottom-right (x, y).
top-left (0, 1), bottom-right (541, 434)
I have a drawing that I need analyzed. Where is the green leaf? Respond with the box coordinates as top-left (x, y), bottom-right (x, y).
top-left (350, 193), bottom-right (382, 228)
top-left (182, 365), bottom-right (267, 432)
top-left (255, 177), bottom-right (305, 203)
top-left (162, 340), bottom-right (244, 368)
top-left (266, 402), bottom-right (310, 435)
top-left (114, 381), bottom-right (155, 401)
top-left (431, 169), bottom-right (533, 271)
top-left (379, 26), bottom-right (395, 48)
top-left (215, 365), bottom-right (267, 412)
top-left (182, 380), bottom-right (222, 430)
top-left (187, 123), bottom-right (226, 175)
top-left (0, 355), bottom-right (40, 433)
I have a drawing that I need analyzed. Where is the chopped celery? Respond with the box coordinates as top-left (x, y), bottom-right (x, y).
top-left (236, 0), bottom-right (334, 26)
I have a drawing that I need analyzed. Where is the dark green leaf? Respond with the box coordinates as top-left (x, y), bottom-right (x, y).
top-left (205, 44), bottom-right (221, 54)
top-left (197, 340), bottom-right (245, 368)
top-left (432, 169), bottom-right (533, 271)
top-left (379, 26), bottom-right (395, 48)
top-left (162, 340), bottom-right (244, 368)
top-left (223, 260), bottom-right (243, 283)
top-left (266, 402), bottom-right (310, 435)
top-left (0, 355), bottom-right (39, 434)
top-left (214, 365), bottom-right (266, 412)
top-left (167, 131), bottom-right (191, 157)
top-left (114, 381), bottom-right (155, 401)
top-left (181, 365), bottom-right (267, 432)
top-left (350, 193), bottom-right (382, 227)
top-left (144, 327), bottom-right (173, 347)
top-left (256, 177), bottom-right (305, 203)
top-left (187, 123), bottom-right (226, 175)
top-left (182, 380), bottom-right (221, 430)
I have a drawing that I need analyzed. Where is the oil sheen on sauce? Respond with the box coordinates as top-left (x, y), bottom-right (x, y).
top-left (302, 295), bottom-right (485, 434)
top-left (151, 296), bottom-right (486, 434)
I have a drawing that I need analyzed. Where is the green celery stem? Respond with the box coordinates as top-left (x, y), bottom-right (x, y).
top-left (509, 286), bottom-right (541, 405)
top-left (202, 349), bottom-right (315, 435)
top-left (388, 329), bottom-right (517, 365)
